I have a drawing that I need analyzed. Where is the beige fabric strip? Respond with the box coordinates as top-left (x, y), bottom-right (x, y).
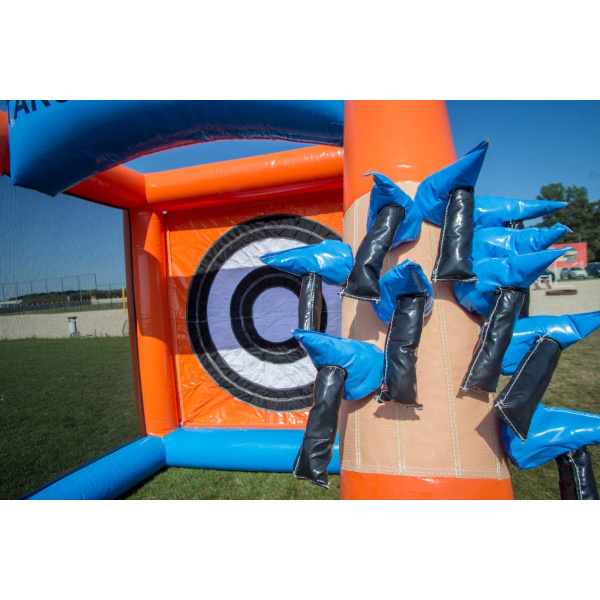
top-left (338, 183), bottom-right (510, 480)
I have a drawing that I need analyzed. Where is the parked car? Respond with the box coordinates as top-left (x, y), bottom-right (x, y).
top-left (585, 263), bottom-right (600, 278)
top-left (560, 267), bottom-right (588, 280)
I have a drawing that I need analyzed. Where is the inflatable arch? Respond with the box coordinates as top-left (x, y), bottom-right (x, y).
top-left (2, 101), bottom-right (597, 500)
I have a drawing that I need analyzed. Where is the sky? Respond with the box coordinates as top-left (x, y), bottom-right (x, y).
top-left (125, 100), bottom-right (600, 201)
top-left (1, 100), bottom-right (599, 301)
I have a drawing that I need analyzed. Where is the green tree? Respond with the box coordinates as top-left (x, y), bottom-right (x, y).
top-left (537, 183), bottom-right (600, 262)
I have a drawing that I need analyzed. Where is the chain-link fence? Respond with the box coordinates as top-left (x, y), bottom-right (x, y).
top-left (0, 274), bottom-right (128, 315)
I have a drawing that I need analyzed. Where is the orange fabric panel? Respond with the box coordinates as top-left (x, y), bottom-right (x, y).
top-left (340, 196), bottom-right (510, 480)
top-left (340, 471), bottom-right (514, 500)
top-left (130, 209), bottom-right (179, 436)
top-left (122, 211), bottom-right (147, 436)
top-left (67, 166), bottom-right (147, 210)
top-left (167, 190), bottom-right (343, 428)
top-left (342, 101), bottom-right (456, 212)
top-left (0, 110), bottom-right (9, 175)
top-left (146, 145), bottom-right (343, 212)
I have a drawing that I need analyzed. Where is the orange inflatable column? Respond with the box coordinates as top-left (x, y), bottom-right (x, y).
top-left (129, 209), bottom-right (179, 436)
top-left (339, 101), bottom-right (513, 499)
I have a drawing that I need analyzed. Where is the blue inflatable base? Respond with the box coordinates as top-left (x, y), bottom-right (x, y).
top-left (163, 427), bottom-right (340, 474)
top-left (23, 436), bottom-right (167, 500)
top-left (23, 427), bottom-right (339, 500)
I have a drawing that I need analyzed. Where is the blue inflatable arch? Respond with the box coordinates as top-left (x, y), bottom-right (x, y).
top-left (7, 100), bottom-right (345, 196)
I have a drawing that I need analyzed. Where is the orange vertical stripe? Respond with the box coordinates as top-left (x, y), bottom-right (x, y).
top-left (123, 211), bottom-right (147, 436)
top-left (129, 209), bottom-right (179, 436)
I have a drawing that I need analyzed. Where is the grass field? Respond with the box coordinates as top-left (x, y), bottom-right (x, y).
top-left (123, 329), bottom-right (600, 500)
top-left (1, 331), bottom-right (598, 500)
top-left (504, 328), bottom-right (600, 500)
top-left (0, 337), bottom-right (140, 499)
top-left (124, 467), bottom-right (340, 500)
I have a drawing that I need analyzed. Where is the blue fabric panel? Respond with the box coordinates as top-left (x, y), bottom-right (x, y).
top-left (472, 223), bottom-right (570, 259)
top-left (365, 172), bottom-right (422, 246)
top-left (501, 404), bottom-right (600, 470)
top-left (25, 436), bottom-right (166, 500)
top-left (453, 247), bottom-right (571, 316)
top-left (373, 260), bottom-right (434, 323)
top-left (292, 329), bottom-right (384, 401)
top-left (260, 240), bottom-right (353, 286)
top-left (163, 427), bottom-right (340, 474)
top-left (7, 100), bottom-right (345, 196)
top-left (414, 140), bottom-right (488, 226)
top-left (474, 196), bottom-right (567, 228)
top-left (501, 311), bottom-right (600, 375)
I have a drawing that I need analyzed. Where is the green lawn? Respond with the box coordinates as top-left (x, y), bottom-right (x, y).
top-left (124, 329), bottom-right (600, 501)
top-left (2, 331), bottom-right (599, 500)
top-left (505, 328), bottom-right (600, 500)
top-left (124, 468), bottom-right (340, 500)
top-left (0, 337), bottom-right (141, 499)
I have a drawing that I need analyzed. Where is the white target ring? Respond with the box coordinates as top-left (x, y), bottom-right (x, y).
top-left (187, 214), bottom-right (342, 412)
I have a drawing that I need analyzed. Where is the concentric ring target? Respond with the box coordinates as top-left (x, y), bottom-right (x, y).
top-left (230, 266), bottom-right (328, 364)
top-left (186, 214), bottom-right (342, 412)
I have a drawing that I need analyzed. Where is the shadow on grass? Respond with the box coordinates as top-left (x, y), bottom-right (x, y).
top-left (121, 467), bottom-right (340, 500)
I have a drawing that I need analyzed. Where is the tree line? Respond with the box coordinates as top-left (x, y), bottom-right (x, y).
top-left (537, 183), bottom-right (600, 262)
top-left (6, 288), bottom-right (125, 305)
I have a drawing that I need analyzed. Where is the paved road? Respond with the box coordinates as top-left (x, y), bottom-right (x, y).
top-left (529, 278), bottom-right (600, 316)
top-left (0, 308), bottom-right (129, 340)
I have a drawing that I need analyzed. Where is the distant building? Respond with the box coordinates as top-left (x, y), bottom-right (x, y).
top-left (0, 299), bottom-right (24, 314)
top-left (0, 300), bottom-right (24, 307)
top-left (549, 242), bottom-right (588, 269)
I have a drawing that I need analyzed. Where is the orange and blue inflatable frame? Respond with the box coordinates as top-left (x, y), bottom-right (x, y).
top-left (1, 101), bottom-right (513, 499)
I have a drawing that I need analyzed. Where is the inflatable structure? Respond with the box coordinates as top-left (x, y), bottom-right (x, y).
top-left (1, 100), bottom-right (597, 500)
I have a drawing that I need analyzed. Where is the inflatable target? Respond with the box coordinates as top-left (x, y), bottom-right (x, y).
top-left (167, 204), bottom-right (343, 429)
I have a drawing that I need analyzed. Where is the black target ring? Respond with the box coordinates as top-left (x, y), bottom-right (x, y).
top-left (186, 214), bottom-right (341, 412)
top-left (230, 266), bottom-right (328, 364)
